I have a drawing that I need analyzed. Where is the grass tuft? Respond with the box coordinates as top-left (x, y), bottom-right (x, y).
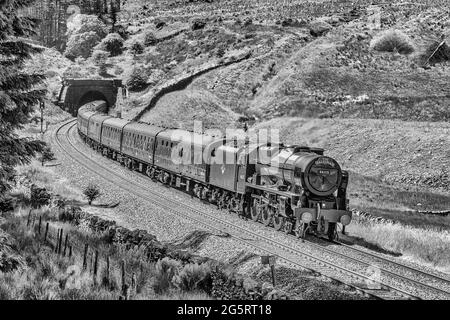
top-left (370, 29), bottom-right (415, 55)
top-left (348, 220), bottom-right (450, 273)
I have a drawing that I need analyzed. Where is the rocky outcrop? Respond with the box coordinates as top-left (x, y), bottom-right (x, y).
top-left (309, 19), bottom-right (333, 37)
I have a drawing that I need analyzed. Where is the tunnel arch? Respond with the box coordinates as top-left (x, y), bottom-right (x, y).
top-left (77, 91), bottom-right (110, 111)
top-left (55, 79), bottom-right (122, 116)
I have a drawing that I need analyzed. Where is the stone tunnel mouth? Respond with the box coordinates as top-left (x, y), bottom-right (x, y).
top-left (77, 91), bottom-right (110, 113)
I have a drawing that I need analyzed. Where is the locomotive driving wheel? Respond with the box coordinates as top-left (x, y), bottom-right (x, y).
top-left (207, 189), bottom-right (216, 204)
top-left (273, 215), bottom-right (285, 231)
top-left (294, 221), bottom-right (307, 239)
top-left (284, 220), bottom-right (293, 234)
top-left (261, 206), bottom-right (273, 227)
top-left (250, 204), bottom-right (261, 222)
top-left (217, 193), bottom-right (225, 210)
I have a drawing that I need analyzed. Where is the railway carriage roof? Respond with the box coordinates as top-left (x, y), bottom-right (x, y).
top-left (157, 129), bottom-right (217, 148)
top-left (123, 122), bottom-right (165, 137)
top-left (90, 113), bottom-right (112, 123)
top-left (103, 117), bottom-right (130, 129)
top-left (78, 107), bottom-right (97, 119)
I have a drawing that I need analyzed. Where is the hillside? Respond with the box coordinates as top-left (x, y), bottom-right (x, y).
top-left (112, 0), bottom-right (450, 123)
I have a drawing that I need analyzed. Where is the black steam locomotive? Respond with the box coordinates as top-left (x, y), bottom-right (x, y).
top-left (77, 101), bottom-right (351, 240)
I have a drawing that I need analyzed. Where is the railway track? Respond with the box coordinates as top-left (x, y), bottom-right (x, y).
top-left (54, 119), bottom-right (450, 300)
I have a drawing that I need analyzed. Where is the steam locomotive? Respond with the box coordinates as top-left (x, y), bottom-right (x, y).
top-left (77, 101), bottom-right (352, 240)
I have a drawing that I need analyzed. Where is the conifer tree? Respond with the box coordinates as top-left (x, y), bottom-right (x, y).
top-left (109, 0), bottom-right (117, 32)
top-left (0, 0), bottom-right (46, 195)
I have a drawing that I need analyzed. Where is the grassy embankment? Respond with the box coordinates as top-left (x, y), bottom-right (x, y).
top-left (0, 163), bottom-right (212, 300)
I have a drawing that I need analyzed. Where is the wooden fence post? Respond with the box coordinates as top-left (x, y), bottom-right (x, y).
top-left (83, 244), bottom-right (89, 270)
top-left (38, 216), bottom-right (42, 235)
top-left (90, 253), bottom-right (93, 274)
top-left (44, 222), bottom-right (49, 242)
top-left (58, 229), bottom-right (63, 255)
top-left (63, 234), bottom-right (68, 257)
top-left (27, 209), bottom-right (32, 227)
top-left (106, 256), bottom-right (110, 288)
top-left (121, 260), bottom-right (126, 292)
top-left (32, 212), bottom-right (37, 227)
top-left (93, 250), bottom-right (99, 286)
top-left (131, 273), bottom-right (136, 295)
top-left (55, 229), bottom-right (60, 253)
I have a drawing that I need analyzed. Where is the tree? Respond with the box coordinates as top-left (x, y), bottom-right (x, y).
top-left (109, 0), bottom-right (118, 32)
top-left (66, 14), bottom-right (107, 40)
top-left (95, 32), bottom-right (123, 56)
top-left (0, 0), bottom-right (46, 197)
top-left (126, 66), bottom-right (148, 91)
top-left (83, 183), bottom-right (101, 205)
top-left (92, 49), bottom-right (110, 75)
top-left (38, 146), bottom-right (56, 166)
top-left (64, 14), bottom-right (107, 60)
top-left (65, 31), bottom-right (103, 60)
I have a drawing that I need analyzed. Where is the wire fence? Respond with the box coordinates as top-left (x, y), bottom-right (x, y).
top-left (26, 210), bottom-right (148, 300)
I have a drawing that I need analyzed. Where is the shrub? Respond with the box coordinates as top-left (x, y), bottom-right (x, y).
top-left (83, 183), bottom-right (101, 205)
top-left (191, 18), bottom-right (206, 31)
top-left (144, 32), bottom-right (158, 46)
top-left (0, 195), bottom-right (14, 213)
top-left (215, 46), bottom-right (226, 58)
top-left (153, 258), bottom-right (181, 294)
top-left (65, 31), bottom-right (103, 60)
top-left (370, 30), bottom-right (415, 54)
top-left (243, 18), bottom-right (253, 27)
top-left (126, 66), bottom-right (148, 91)
top-left (130, 41), bottom-right (144, 55)
top-left (154, 19), bottom-right (166, 30)
top-left (38, 146), bottom-right (56, 167)
top-left (95, 33), bottom-right (124, 57)
top-left (114, 24), bottom-right (129, 40)
top-left (91, 50), bottom-right (110, 75)
top-left (30, 184), bottom-right (51, 209)
top-left (172, 263), bottom-right (211, 292)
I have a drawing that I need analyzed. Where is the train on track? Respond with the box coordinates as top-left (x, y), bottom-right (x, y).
top-left (77, 100), bottom-right (352, 240)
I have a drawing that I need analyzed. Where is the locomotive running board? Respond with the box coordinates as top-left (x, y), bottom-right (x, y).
top-left (245, 183), bottom-right (298, 198)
